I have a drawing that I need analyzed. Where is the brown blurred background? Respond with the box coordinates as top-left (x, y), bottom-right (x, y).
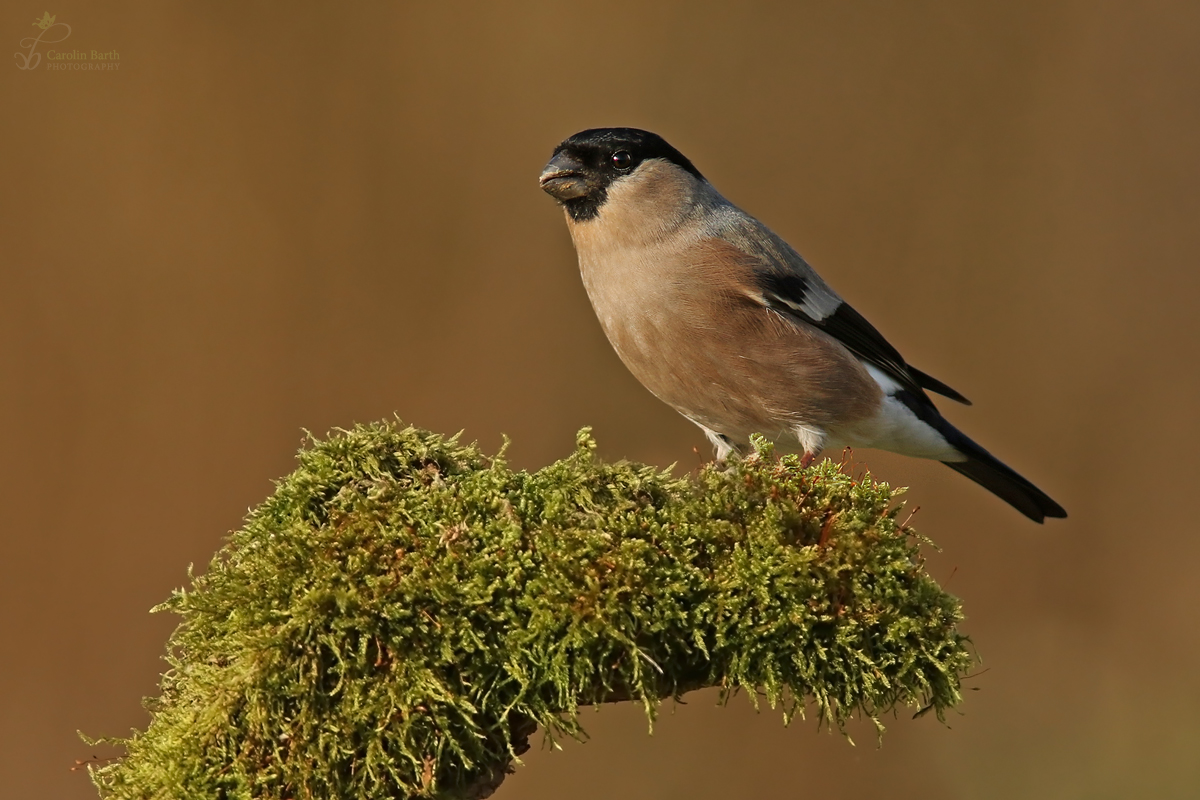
top-left (3, 2), bottom-right (1199, 798)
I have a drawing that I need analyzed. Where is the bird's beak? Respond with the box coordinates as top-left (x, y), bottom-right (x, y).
top-left (539, 152), bottom-right (589, 200)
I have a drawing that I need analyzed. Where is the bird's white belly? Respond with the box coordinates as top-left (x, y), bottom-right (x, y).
top-left (826, 364), bottom-right (963, 461)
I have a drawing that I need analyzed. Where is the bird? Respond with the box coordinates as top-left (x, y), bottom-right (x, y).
top-left (539, 127), bottom-right (1066, 523)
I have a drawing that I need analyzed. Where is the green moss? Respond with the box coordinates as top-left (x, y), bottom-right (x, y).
top-left (90, 421), bottom-right (971, 800)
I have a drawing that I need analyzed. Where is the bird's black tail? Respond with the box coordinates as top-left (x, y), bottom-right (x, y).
top-left (941, 449), bottom-right (1067, 523)
top-left (894, 391), bottom-right (1067, 523)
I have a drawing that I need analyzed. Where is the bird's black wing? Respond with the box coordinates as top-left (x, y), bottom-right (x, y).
top-left (756, 271), bottom-right (971, 405)
top-left (715, 213), bottom-right (970, 404)
top-left (909, 366), bottom-right (971, 405)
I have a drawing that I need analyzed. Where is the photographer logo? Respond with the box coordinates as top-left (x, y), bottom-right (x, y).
top-left (15, 13), bottom-right (120, 71)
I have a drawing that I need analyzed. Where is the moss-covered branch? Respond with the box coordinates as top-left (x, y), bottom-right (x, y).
top-left (90, 421), bottom-right (971, 800)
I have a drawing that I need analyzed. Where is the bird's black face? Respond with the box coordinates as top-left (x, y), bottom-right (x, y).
top-left (539, 128), bottom-right (704, 222)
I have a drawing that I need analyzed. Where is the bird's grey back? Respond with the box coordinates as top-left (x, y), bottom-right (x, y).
top-left (702, 204), bottom-right (846, 323)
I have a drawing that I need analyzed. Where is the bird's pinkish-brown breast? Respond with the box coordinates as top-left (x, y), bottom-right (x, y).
top-left (568, 193), bottom-right (883, 441)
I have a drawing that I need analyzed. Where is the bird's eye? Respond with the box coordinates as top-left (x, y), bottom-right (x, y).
top-left (611, 150), bottom-right (633, 170)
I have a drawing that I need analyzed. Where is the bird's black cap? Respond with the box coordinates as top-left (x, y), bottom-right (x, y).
top-left (553, 128), bottom-right (704, 181)
top-left (540, 128), bottom-right (704, 221)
